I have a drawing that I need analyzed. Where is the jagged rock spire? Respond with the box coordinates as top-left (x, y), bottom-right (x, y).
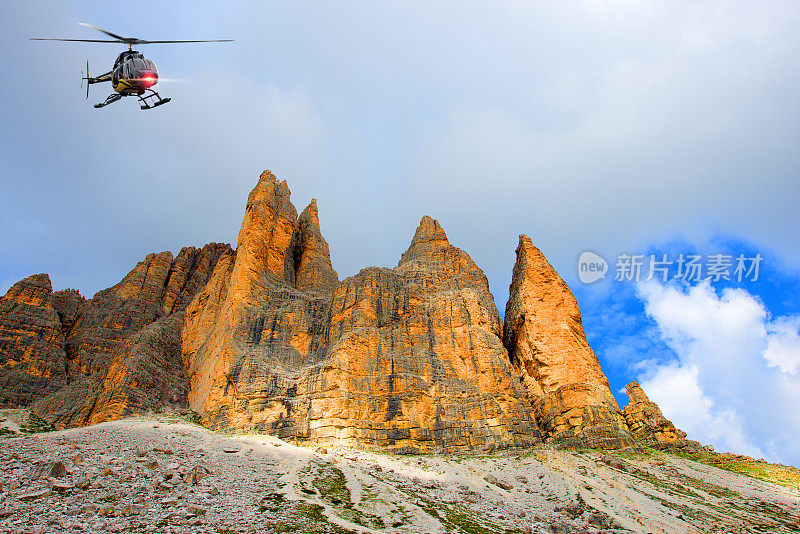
top-left (623, 381), bottom-right (692, 447)
top-left (230, 169), bottom-right (298, 302)
top-left (504, 235), bottom-right (613, 394)
top-left (293, 199), bottom-right (339, 293)
top-left (504, 234), bottom-right (633, 449)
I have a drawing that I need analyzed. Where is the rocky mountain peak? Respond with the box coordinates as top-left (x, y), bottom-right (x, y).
top-left (623, 380), bottom-right (692, 447)
top-left (397, 216), bottom-right (453, 269)
top-left (258, 169), bottom-right (279, 184)
top-left (625, 381), bottom-right (650, 404)
top-left (232, 171), bottom-right (298, 301)
top-left (411, 215), bottom-right (449, 246)
top-left (1, 274), bottom-right (53, 307)
top-left (504, 234), bottom-right (611, 392)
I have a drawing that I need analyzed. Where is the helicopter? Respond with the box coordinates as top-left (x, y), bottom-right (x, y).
top-left (31, 23), bottom-right (232, 110)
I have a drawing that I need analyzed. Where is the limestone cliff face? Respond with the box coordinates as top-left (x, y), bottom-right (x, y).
top-left (622, 381), bottom-right (699, 451)
top-left (183, 174), bottom-right (538, 452)
top-left (503, 236), bottom-right (633, 449)
top-left (316, 217), bottom-right (537, 451)
top-left (30, 243), bottom-right (232, 427)
top-left (0, 274), bottom-right (67, 406)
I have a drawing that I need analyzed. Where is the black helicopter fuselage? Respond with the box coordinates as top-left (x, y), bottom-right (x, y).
top-left (110, 50), bottom-right (159, 95)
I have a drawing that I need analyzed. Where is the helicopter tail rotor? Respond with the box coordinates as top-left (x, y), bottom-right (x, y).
top-left (81, 60), bottom-right (90, 99)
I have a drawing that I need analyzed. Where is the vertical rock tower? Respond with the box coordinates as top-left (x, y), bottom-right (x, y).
top-left (182, 170), bottom-right (339, 432)
top-left (504, 236), bottom-right (634, 448)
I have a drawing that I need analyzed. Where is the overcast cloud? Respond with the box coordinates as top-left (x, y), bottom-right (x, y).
top-left (2, 1), bottom-right (798, 299)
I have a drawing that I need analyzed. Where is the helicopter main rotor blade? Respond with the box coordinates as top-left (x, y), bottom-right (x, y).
top-left (78, 22), bottom-right (132, 42)
top-left (30, 38), bottom-right (121, 43)
top-left (134, 39), bottom-right (234, 44)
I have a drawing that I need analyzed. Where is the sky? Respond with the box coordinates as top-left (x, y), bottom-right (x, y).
top-left (2, 2), bottom-right (799, 465)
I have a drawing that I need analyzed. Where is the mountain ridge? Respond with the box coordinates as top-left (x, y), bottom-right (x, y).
top-left (1, 169), bottom-right (699, 456)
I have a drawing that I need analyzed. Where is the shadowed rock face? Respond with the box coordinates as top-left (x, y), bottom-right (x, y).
top-left (183, 174), bottom-right (538, 452)
top-left (51, 289), bottom-right (85, 334)
top-left (0, 275), bottom-right (67, 406)
top-left (503, 236), bottom-right (634, 449)
top-left (28, 243), bottom-right (232, 427)
top-left (1, 169), bottom-right (695, 454)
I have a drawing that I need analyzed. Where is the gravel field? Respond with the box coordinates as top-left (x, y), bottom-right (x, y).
top-left (0, 413), bottom-right (798, 534)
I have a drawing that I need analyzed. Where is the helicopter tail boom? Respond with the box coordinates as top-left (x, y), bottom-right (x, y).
top-left (81, 62), bottom-right (112, 88)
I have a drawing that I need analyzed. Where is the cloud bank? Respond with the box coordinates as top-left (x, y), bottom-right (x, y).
top-left (636, 281), bottom-right (800, 466)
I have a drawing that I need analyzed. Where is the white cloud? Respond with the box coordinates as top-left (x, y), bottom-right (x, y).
top-left (764, 316), bottom-right (800, 375)
top-left (640, 362), bottom-right (763, 458)
top-left (635, 281), bottom-right (800, 466)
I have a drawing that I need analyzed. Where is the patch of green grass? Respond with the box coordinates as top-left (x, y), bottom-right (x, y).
top-left (186, 411), bottom-right (204, 426)
top-left (258, 492), bottom-right (286, 513)
top-left (19, 413), bottom-right (55, 434)
top-left (295, 503), bottom-right (359, 534)
top-left (442, 506), bottom-right (524, 534)
top-left (625, 467), bottom-right (704, 499)
top-left (121, 523), bottom-right (147, 533)
top-left (409, 492), bottom-right (524, 534)
top-left (681, 476), bottom-right (739, 499)
top-left (615, 446), bottom-right (657, 459)
top-left (312, 467), bottom-right (351, 506)
top-left (648, 494), bottom-right (718, 525)
top-left (288, 465), bottom-right (386, 530)
top-left (670, 451), bottom-right (800, 490)
top-left (310, 466), bottom-right (385, 528)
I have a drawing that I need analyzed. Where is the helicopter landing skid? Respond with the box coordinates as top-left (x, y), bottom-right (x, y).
top-left (94, 93), bottom-right (122, 108)
top-left (138, 90), bottom-right (171, 110)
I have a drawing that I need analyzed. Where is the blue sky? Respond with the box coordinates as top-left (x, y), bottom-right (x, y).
top-left (2, 2), bottom-right (799, 465)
